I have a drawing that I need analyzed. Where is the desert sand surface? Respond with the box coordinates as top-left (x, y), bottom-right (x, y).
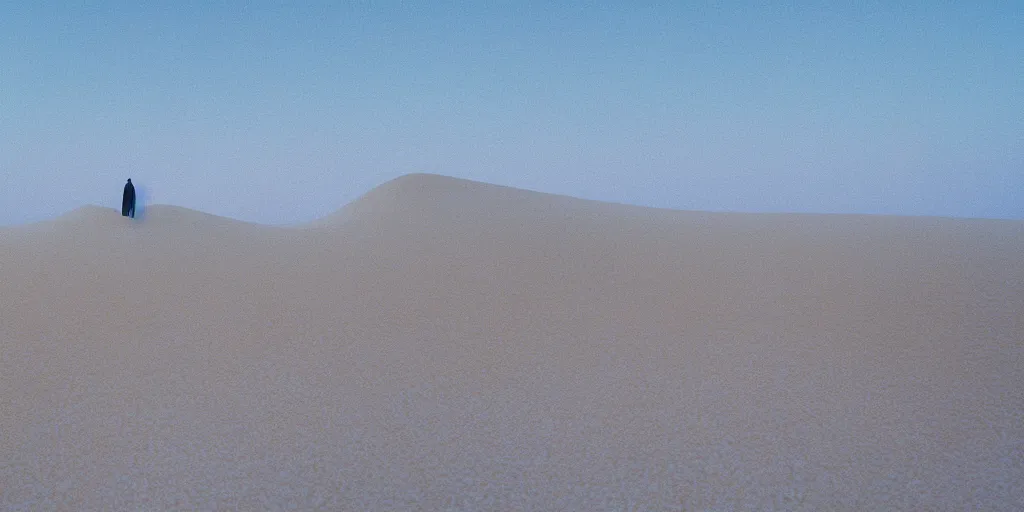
top-left (1, 173), bottom-right (1022, 510)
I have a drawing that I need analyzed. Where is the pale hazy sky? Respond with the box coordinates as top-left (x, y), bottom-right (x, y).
top-left (2, 1), bottom-right (1022, 225)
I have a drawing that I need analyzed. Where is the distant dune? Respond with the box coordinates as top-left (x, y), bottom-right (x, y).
top-left (2, 173), bottom-right (1022, 510)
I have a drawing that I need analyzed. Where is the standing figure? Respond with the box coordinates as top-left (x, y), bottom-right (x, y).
top-left (122, 179), bottom-right (136, 218)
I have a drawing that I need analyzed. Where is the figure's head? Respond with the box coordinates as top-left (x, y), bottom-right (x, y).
top-left (127, 179), bottom-right (132, 183)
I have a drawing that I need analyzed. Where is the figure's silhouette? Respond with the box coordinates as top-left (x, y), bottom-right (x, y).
top-left (122, 179), bottom-right (136, 218)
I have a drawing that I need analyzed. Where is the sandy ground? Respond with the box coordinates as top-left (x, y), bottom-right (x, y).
top-left (1, 173), bottom-right (1022, 510)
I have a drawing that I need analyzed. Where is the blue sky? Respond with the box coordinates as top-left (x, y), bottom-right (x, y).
top-left (2, 1), bottom-right (1021, 224)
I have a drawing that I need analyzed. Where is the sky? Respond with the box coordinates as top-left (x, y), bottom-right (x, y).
top-left (2, 1), bottom-right (1022, 225)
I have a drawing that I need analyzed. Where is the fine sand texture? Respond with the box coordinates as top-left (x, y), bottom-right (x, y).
top-left (1, 173), bottom-right (1022, 510)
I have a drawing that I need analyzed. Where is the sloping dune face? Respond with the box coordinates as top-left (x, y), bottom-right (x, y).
top-left (2, 174), bottom-right (1023, 510)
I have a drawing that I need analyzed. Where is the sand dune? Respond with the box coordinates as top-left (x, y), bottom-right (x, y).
top-left (2, 173), bottom-right (1022, 510)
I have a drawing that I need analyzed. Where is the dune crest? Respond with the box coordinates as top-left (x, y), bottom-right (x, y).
top-left (32, 204), bottom-right (121, 227)
top-left (315, 173), bottom-right (589, 227)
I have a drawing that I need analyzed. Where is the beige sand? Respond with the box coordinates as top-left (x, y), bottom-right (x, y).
top-left (1, 173), bottom-right (1022, 510)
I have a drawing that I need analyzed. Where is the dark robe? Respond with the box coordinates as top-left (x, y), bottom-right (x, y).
top-left (122, 181), bottom-right (136, 218)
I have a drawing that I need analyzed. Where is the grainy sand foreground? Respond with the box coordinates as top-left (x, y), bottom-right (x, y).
top-left (1, 174), bottom-right (1022, 510)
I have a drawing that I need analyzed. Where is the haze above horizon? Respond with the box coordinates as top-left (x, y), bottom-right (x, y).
top-left (2, 2), bottom-right (1021, 225)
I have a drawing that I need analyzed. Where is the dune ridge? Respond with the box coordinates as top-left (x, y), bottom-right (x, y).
top-left (2, 173), bottom-right (1023, 510)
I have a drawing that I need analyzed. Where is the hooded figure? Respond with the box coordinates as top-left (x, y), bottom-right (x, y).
top-left (122, 179), bottom-right (136, 218)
